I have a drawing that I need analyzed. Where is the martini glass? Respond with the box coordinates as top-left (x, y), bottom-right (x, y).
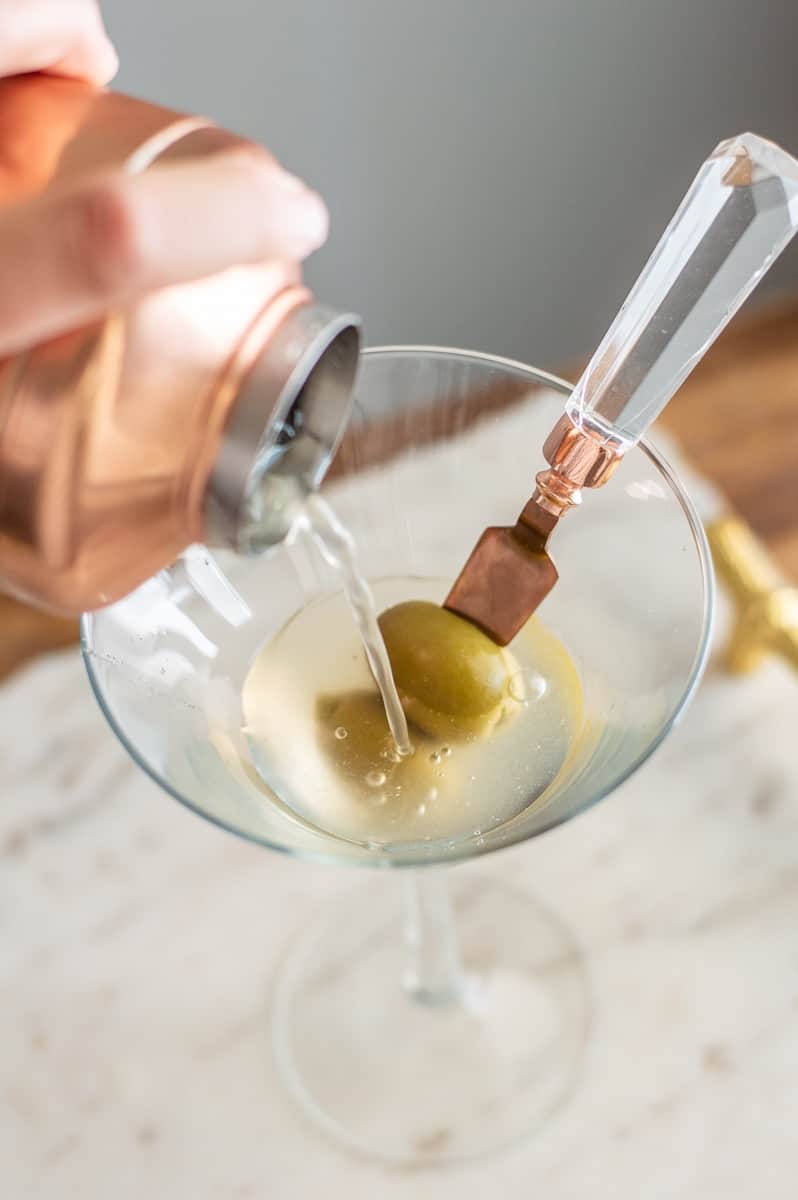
top-left (81, 347), bottom-right (713, 1165)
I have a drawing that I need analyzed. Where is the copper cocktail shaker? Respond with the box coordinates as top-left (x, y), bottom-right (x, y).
top-left (0, 75), bottom-right (360, 615)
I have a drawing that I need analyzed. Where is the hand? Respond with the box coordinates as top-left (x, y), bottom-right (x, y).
top-left (0, 0), bottom-right (118, 85)
top-left (0, 1), bottom-right (329, 357)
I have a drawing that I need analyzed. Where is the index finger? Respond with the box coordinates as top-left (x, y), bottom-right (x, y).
top-left (0, 153), bottom-right (329, 356)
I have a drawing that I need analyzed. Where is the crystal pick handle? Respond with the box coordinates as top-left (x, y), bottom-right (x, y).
top-left (566, 133), bottom-right (798, 447)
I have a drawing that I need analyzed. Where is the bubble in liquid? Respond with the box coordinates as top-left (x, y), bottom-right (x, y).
top-left (366, 769), bottom-right (387, 788)
top-left (426, 788), bottom-right (439, 802)
top-left (370, 792), bottom-right (388, 807)
top-left (334, 726), bottom-right (348, 740)
top-left (508, 670), bottom-right (547, 703)
top-left (441, 746), bottom-right (452, 758)
top-left (417, 802), bottom-right (427, 816)
top-left (429, 751), bottom-right (442, 765)
top-left (382, 747), bottom-right (402, 763)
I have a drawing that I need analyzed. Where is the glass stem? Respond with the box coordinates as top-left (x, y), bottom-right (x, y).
top-left (402, 868), bottom-right (464, 1006)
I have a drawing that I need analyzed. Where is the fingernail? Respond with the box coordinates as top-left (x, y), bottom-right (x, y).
top-left (95, 37), bottom-right (120, 85)
top-left (223, 156), bottom-right (330, 258)
top-left (267, 167), bottom-right (329, 256)
top-left (268, 167), bottom-right (314, 196)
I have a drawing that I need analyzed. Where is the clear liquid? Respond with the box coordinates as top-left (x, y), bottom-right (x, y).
top-left (301, 496), bottom-right (411, 755)
top-left (242, 562), bottom-right (584, 850)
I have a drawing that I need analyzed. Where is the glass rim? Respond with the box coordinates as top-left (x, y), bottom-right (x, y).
top-left (80, 345), bottom-right (715, 868)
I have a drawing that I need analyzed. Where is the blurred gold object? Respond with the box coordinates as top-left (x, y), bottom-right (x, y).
top-left (707, 515), bottom-right (798, 674)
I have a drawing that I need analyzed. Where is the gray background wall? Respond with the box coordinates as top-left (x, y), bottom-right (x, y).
top-left (105, 0), bottom-right (798, 370)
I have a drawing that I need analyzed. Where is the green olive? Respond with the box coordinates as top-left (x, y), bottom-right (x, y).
top-left (378, 600), bottom-right (521, 740)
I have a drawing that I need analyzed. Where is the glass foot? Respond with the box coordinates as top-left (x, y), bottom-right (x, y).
top-left (271, 873), bottom-right (590, 1164)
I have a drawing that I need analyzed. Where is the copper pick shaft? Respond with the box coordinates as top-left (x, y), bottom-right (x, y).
top-left (444, 414), bottom-right (624, 645)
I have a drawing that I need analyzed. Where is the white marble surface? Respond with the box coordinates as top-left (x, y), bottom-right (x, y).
top-left (1, 601), bottom-right (797, 1197)
top-left (2, 430), bottom-right (798, 1196)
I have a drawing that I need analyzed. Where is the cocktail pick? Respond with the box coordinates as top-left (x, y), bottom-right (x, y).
top-left (445, 133), bottom-right (798, 644)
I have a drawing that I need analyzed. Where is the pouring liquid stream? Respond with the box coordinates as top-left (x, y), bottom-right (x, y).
top-left (300, 494), bottom-right (413, 757)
